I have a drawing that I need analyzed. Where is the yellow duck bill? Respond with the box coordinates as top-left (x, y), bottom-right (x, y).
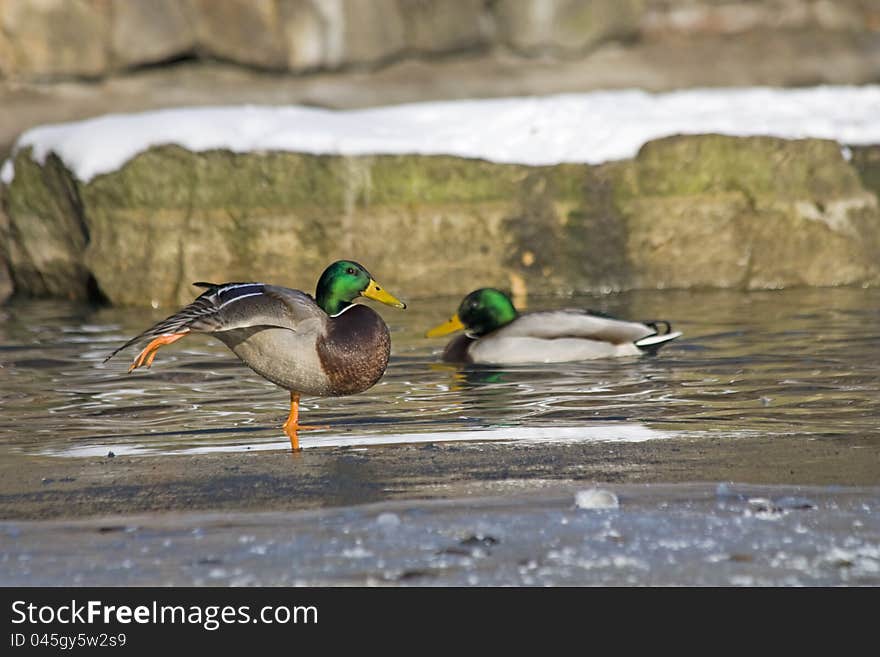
top-left (362, 279), bottom-right (407, 309)
top-left (426, 314), bottom-right (466, 337)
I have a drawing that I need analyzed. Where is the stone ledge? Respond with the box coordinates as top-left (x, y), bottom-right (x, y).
top-left (2, 134), bottom-right (878, 306)
top-left (0, 0), bottom-right (877, 80)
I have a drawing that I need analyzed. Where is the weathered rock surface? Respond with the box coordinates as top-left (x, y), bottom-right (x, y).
top-left (3, 0), bottom-right (880, 163)
top-left (615, 136), bottom-right (880, 290)
top-left (2, 152), bottom-right (90, 300)
top-left (399, 0), bottom-right (489, 54)
top-left (2, 135), bottom-right (878, 306)
top-left (851, 146), bottom-right (880, 201)
top-left (191, 0), bottom-right (288, 70)
top-left (0, 188), bottom-right (13, 302)
top-left (109, 0), bottom-right (196, 69)
top-left (0, 0), bottom-right (877, 80)
top-left (494, 0), bottom-right (643, 53)
top-left (0, 0), bottom-right (109, 79)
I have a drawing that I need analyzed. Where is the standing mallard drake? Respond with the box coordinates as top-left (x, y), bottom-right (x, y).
top-left (106, 260), bottom-right (406, 450)
top-left (427, 288), bottom-right (681, 364)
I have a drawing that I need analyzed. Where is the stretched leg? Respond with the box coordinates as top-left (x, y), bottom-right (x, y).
top-left (282, 392), bottom-right (302, 451)
top-left (128, 331), bottom-right (189, 372)
top-left (281, 392), bottom-right (330, 451)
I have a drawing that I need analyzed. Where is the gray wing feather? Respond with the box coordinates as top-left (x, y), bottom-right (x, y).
top-left (493, 310), bottom-right (655, 344)
top-left (105, 283), bottom-right (325, 362)
top-left (200, 284), bottom-right (324, 332)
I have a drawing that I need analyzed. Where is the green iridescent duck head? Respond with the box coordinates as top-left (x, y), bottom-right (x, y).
top-left (315, 260), bottom-right (406, 316)
top-left (426, 288), bottom-right (517, 338)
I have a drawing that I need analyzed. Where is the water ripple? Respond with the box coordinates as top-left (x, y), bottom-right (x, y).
top-left (1, 287), bottom-right (878, 456)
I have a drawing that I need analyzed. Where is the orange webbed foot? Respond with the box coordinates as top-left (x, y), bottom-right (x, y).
top-left (128, 332), bottom-right (189, 372)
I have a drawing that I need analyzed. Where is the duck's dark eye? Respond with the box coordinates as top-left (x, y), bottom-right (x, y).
top-left (346, 267), bottom-right (356, 275)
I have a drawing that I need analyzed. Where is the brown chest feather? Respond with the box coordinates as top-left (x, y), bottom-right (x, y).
top-left (442, 334), bottom-right (476, 363)
top-left (317, 305), bottom-right (391, 396)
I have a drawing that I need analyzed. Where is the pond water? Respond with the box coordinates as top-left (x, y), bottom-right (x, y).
top-left (2, 286), bottom-right (879, 586)
top-left (1, 287), bottom-right (878, 457)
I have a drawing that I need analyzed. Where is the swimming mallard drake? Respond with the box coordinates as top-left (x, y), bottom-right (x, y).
top-left (426, 288), bottom-right (681, 364)
top-left (106, 260), bottom-right (406, 450)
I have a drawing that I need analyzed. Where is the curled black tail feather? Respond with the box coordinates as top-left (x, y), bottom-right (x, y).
top-left (634, 319), bottom-right (682, 354)
top-left (643, 320), bottom-right (673, 336)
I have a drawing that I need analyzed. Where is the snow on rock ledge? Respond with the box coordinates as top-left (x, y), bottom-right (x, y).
top-left (3, 86), bottom-right (880, 185)
top-left (2, 88), bottom-right (880, 305)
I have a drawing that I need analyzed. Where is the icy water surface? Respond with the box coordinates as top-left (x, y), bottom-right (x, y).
top-left (2, 287), bottom-right (879, 586)
top-left (4, 483), bottom-right (879, 586)
top-left (2, 287), bottom-right (879, 456)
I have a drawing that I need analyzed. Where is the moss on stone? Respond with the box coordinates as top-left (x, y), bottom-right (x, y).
top-left (5, 134), bottom-right (880, 305)
top-left (0, 183), bottom-right (13, 301)
top-left (850, 145), bottom-right (880, 202)
top-left (616, 136), bottom-right (880, 290)
top-left (5, 148), bottom-right (90, 299)
top-left (82, 148), bottom-right (571, 212)
top-left (361, 155), bottom-right (523, 205)
top-left (617, 135), bottom-right (863, 201)
top-left (561, 165), bottom-right (633, 292)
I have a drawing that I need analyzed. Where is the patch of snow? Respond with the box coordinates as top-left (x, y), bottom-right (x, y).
top-left (2, 86), bottom-right (879, 184)
top-left (376, 512), bottom-right (401, 528)
top-left (575, 488), bottom-right (620, 510)
top-left (0, 159), bottom-right (13, 184)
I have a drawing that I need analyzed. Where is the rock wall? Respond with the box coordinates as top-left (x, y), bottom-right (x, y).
top-left (1, 0), bottom-right (878, 81)
top-left (3, 135), bottom-right (878, 306)
top-left (3, 3), bottom-right (879, 305)
top-left (2, 152), bottom-right (91, 300)
top-left (0, 185), bottom-right (13, 301)
top-left (3, 1), bottom-right (880, 177)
